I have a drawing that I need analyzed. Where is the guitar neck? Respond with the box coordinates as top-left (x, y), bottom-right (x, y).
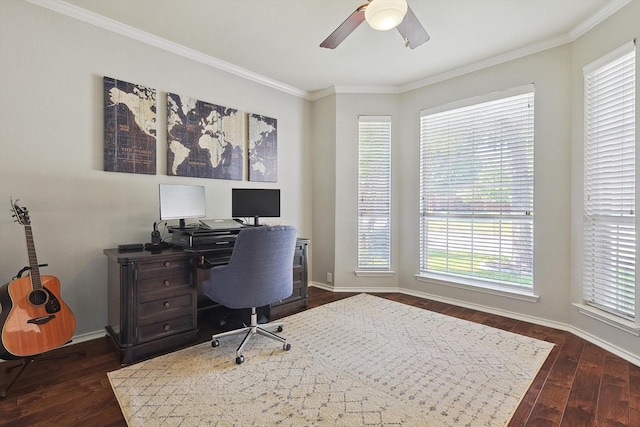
top-left (24, 225), bottom-right (42, 290)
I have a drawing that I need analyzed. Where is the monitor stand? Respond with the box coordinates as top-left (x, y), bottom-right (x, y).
top-left (178, 218), bottom-right (198, 230)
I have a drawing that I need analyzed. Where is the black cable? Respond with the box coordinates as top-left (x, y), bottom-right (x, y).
top-left (13, 264), bottom-right (48, 279)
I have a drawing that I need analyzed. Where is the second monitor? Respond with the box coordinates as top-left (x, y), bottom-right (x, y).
top-left (232, 188), bottom-right (280, 226)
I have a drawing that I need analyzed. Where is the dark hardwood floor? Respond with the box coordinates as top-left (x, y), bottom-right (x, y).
top-left (1, 287), bottom-right (638, 426)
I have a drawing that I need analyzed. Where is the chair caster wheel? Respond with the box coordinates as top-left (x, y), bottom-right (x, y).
top-left (283, 343), bottom-right (291, 351)
top-left (277, 325), bottom-right (283, 332)
top-left (235, 355), bottom-right (244, 364)
top-left (212, 340), bottom-right (220, 348)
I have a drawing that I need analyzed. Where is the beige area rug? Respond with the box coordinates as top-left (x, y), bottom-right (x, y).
top-left (108, 294), bottom-right (554, 426)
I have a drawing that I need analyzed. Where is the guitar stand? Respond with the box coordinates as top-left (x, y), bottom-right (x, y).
top-left (1, 265), bottom-right (83, 399)
top-left (1, 346), bottom-right (86, 398)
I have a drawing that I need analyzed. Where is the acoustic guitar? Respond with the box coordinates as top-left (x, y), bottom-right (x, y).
top-left (0, 200), bottom-right (76, 360)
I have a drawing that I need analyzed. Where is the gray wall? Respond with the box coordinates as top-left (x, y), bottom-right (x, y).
top-left (310, 95), bottom-right (337, 285)
top-left (321, 2), bottom-right (640, 362)
top-left (2, 0), bottom-right (639, 363)
top-left (398, 44), bottom-right (573, 323)
top-left (569, 0), bottom-right (640, 358)
top-left (0, 0), bottom-right (312, 338)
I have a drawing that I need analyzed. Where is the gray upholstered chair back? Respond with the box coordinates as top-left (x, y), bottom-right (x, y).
top-left (202, 225), bottom-right (297, 309)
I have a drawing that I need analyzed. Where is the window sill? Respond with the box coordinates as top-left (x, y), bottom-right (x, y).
top-left (415, 273), bottom-right (539, 303)
top-left (355, 270), bottom-right (395, 277)
top-left (572, 303), bottom-right (640, 336)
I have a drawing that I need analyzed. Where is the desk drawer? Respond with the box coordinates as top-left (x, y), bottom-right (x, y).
top-left (138, 271), bottom-right (192, 294)
top-left (137, 311), bottom-right (195, 343)
top-left (138, 292), bottom-right (195, 318)
top-left (137, 258), bottom-right (192, 279)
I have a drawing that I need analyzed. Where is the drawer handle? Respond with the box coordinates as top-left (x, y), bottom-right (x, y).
top-left (164, 280), bottom-right (171, 286)
top-left (164, 301), bottom-right (170, 308)
top-left (164, 324), bottom-right (170, 331)
top-left (164, 261), bottom-right (171, 267)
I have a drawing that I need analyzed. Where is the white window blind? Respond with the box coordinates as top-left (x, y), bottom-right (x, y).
top-left (583, 41), bottom-right (636, 320)
top-left (358, 116), bottom-right (391, 270)
top-left (419, 86), bottom-right (535, 292)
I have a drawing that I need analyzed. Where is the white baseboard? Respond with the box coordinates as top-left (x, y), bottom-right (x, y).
top-left (9, 286), bottom-right (636, 368)
top-left (0, 330), bottom-right (106, 364)
top-left (310, 282), bottom-right (640, 367)
top-left (70, 330), bottom-right (107, 345)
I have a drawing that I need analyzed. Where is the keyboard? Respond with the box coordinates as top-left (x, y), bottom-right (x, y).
top-left (199, 219), bottom-right (244, 230)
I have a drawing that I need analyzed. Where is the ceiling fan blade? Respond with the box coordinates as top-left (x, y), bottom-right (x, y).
top-left (396, 5), bottom-right (430, 49)
top-left (320, 4), bottom-right (367, 49)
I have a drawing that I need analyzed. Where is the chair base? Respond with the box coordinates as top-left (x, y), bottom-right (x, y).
top-left (211, 307), bottom-right (290, 364)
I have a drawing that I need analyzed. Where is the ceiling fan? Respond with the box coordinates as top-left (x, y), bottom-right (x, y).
top-left (320, 0), bottom-right (430, 49)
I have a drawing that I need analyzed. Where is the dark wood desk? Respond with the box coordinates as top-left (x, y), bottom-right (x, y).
top-left (104, 238), bottom-right (309, 365)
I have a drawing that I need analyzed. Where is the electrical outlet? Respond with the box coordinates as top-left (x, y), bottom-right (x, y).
top-left (327, 272), bottom-right (333, 283)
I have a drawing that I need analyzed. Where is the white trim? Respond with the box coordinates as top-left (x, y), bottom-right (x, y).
top-left (334, 86), bottom-right (401, 95)
top-left (415, 274), bottom-right (539, 303)
top-left (583, 40), bottom-right (635, 74)
top-left (355, 270), bottom-right (396, 277)
top-left (22, 288), bottom-right (640, 368)
top-left (309, 86), bottom-right (402, 101)
top-left (402, 287), bottom-right (640, 367)
top-left (309, 281), bottom-right (334, 291)
top-left (568, 325), bottom-right (640, 367)
top-left (572, 303), bottom-right (640, 336)
top-left (26, 0), bottom-right (308, 99)
top-left (358, 115), bottom-right (392, 123)
top-left (72, 329), bottom-right (107, 343)
top-left (420, 84), bottom-right (535, 116)
top-left (569, 0), bottom-right (632, 40)
top-left (0, 330), bottom-right (106, 364)
top-left (308, 87), bottom-right (337, 101)
top-left (313, 284), bottom-right (640, 366)
top-left (403, 35), bottom-right (570, 93)
top-left (29, 0), bottom-right (631, 100)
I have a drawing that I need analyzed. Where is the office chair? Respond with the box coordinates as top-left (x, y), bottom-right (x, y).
top-left (201, 225), bottom-right (297, 364)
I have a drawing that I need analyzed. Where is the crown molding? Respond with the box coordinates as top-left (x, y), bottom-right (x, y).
top-left (307, 87), bottom-right (337, 102)
top-left (27, 0), bottom-right (632, 101)
top-left (569, 0), bottom-right (631, 39)
top-left (314, 0), bottom-right (632, 96)
top-left (400, 33), bottom-right (572, 92)
top-left (403, 0), bottom-right (631, 93)
top-left (26, 0), bottom-right (310, 100)
top-left (308, 85), bottom-right (403, 101)
top-left (334, 86), bottom-right (401, 94)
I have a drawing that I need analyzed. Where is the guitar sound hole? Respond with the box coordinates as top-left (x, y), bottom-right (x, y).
top-left (28, 289), bottom-right (50, 306)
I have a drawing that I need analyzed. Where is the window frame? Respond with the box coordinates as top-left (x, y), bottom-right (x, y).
top-left (582, 41), bottom-right (636, 322)
top-left (418, 85), bottom-right (535, 295)
top-left (357, 116), bottom-right (392, 272)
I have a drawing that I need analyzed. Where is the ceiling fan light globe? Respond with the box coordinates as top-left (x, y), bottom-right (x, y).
top-left (365, 0), bottom-right (408, 31)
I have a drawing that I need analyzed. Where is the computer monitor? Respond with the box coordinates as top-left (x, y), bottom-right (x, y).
top-left (232, 188), bottom-right (280, 226)
top-left (159, 184), bottom-right (206, 229)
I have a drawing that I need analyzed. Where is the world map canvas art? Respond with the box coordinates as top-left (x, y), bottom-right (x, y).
top-left (167, 93), bottom-right (243, 180)
top-left (103, 77), bottom-right (157, 174)
top-left (249, 113), bottom-right (277, 182)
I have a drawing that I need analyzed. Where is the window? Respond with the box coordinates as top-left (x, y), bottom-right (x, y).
top-left (419, 86), bottom-right (535, 293)
top-left (583, 41), bottom-right (636, 320)
top-left (358, 116), bottom-right (391, 270)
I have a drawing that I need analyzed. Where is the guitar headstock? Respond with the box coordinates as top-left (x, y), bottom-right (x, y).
top-left (10, 198), bottom-right (31, 226)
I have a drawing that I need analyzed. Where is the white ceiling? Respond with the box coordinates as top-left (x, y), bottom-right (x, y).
top-left (51, 0), bottom-right (628, 97)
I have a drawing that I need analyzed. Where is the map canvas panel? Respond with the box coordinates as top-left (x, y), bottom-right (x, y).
top-left (167, 93), bottom-right (243, 180)
top-left (249, 113), bottom-right (277, 182)
top-left (103, 77), bottom-right (157, 174)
